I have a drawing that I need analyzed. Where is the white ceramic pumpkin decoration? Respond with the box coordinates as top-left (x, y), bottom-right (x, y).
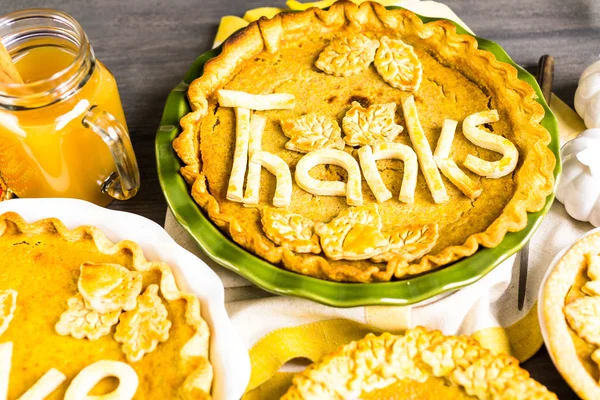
top-left (556, 128), bottom-right (600, 226)
top-left (575, 59), bottom-right (600, 128)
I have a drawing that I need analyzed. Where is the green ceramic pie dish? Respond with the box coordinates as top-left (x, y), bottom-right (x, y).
top-left (155, 8), bottom-right (561, 307)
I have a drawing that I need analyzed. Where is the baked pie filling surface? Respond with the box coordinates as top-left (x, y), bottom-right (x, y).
top-left (0, 213), bottom-right (212, 399)
top-left (175, 1), bottom-right (555, 282)
top-left (543, 232), bottom-right (600, 399)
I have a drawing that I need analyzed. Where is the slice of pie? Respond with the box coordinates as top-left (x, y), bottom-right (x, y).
top-left (542, 231), bottom-right (600, 399)
top-left (0, 212), bottom-right (212, 399)
top-left (174, 1), bottom-right (555, 282)
top-left (281, 326), bottom-right (556, 399)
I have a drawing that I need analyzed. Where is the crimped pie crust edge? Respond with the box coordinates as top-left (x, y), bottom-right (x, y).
top-left (0, 212), bottom-right (214, 398)
top-left (174, 0), bottom-right (556, 282)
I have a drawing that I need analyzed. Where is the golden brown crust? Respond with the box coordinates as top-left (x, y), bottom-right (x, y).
top-left (543, 232), bottom-right (600, 400)
top-left (0, 212), bottom-right (213, 398)
top-left (0, 174), bottom-right (12, 201)
top-left (281, 326), bottom-right (556, 399)
top-left (174, 1), bottom-right (555, 282)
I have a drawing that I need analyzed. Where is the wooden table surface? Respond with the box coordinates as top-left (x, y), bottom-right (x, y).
top-left (3, 0), bottom-right (598, 397)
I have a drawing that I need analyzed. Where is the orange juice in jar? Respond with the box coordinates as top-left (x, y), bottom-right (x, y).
top-left (0, 9), bottom-right (139, 206)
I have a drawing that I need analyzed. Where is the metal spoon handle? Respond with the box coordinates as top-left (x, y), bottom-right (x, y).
top-left (518, 55), bottom-right (555, 311)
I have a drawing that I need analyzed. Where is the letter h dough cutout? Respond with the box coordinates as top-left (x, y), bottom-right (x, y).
top-left (223, 90), bottom-right (296, 203)
top-left (402, 95), bottom-right (448, 204)
top-left (462, 110), bottom-right (519, 178)
top-left (243, 113), bottom-right (293, 208)
top-left (433, 119), bottom-right (483, 200)
top-left (295, 149), bottom-right (363, 206)
top-left (358, 143), bottom-right (418, 203)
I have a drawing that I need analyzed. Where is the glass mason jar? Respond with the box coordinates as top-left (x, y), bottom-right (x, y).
top-left (0, 9), bottom-right (139, 206)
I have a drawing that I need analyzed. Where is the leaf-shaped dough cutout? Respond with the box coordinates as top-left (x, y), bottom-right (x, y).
top-left (374, 36), bottom-right (422, 91)
top-left (55, 294), bottom-right (121, 340)
top-left (564, 296), bottom-right (600, 346)
top-left (78, 262), bottom-right (143, 314)
top-left (0, 289), bottom-right (16, 337)
top-left (343, 102), bottom-right (404, 147)
top-left (315, 203), bottom-right (389, 260)
top-left (114, 285), bottom-right (171, 362)
top-left (315, 34), bottom-right (380, 77)
top-left (281, 114), bottom-right (345, 154)
top-left (260, 208), bottom-right (321, 254)
top-left (372, 223), bottom-right (439, 263)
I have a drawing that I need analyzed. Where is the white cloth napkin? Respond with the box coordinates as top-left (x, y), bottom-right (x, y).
top-left (164, 0), bottom-right (590, 362)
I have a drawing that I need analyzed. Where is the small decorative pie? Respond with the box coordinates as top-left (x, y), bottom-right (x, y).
top-left (174, 1), bottom-right (555, 282)
top-left (542, 231), bottom-right (600, 399)
top-left (281, 326), bottom-right (556, 399)
top-left (0, 212), bottom-right (212, 399)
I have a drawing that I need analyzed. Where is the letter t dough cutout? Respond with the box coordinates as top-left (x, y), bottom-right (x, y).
top-left (243, 114), bottom-right (268, 205)
top-left (217, 89), bottom-right (295, 110)
top-left (226, 107), bottom-right (251, 202)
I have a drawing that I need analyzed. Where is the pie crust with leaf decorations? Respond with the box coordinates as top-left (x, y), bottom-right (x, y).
top-left (174, 1), bottom-right (555, 282)
top-left (0, 212), bottom-right (212, 399)
top-left (281, 326), bottom-right (556, 399)
top-left (542, 231), bottom-right (600, 400)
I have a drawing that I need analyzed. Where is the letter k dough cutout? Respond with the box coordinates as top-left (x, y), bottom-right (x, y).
top-left (402, 95), bottom-right (448, 204)
top-left (433, 119), bottom-right (483, 200)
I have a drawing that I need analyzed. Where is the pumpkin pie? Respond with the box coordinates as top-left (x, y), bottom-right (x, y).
top-left (174, 1), bottom-right (555, 282)
top-left (282, 326), bottom-right (556, 399)
top-left (0, 212), bottom-right (212, 399)
top-left (542, 231), bottom-right (600, 399)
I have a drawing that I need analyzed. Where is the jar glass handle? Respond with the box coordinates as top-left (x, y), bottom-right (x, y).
top-left (82, 105), bottom-right (140, 200)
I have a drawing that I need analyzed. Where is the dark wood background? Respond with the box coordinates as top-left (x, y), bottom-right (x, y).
top-left (4, 0), bottom-right (599, 397)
